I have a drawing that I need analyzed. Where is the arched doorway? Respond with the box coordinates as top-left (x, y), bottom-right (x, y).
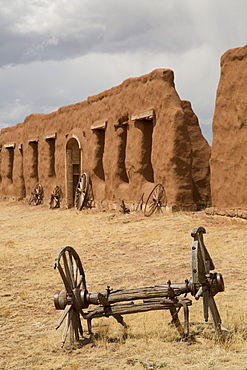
top-left (66, 137), bottom-right (81, 208)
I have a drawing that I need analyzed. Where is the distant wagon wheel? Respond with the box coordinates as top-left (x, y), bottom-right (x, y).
top-left (54, 246), bottom-right (87, 346)
top-left (49, 186), bottom-right (62, 209)
top-left (144, 184), bottom-right (166, 217)
top-left (29, 184), bottom-right (43, 206)
top-left (74, 173), bottom-right (88, 211)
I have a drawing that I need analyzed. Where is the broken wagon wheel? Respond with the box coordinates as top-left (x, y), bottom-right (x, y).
top-left (74, 173), bottom-right (88, 211)
top-left (29, 183), bottom-right (43, 206)
top-left (54, 246), bottom-right (88, 346)
top-left (49, 186), bottom-right (62, 209)
top-left (191, 227), bottom-right (224, 333)
top-left (135, 193), bottom-right (144, 212)
top-left (144, 184), bottom-right (166, 217)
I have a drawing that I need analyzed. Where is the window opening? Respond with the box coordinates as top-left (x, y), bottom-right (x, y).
top-left (114, 120), bottom-right (129, 183)
top-left (92, 129), bottom-right (105, 181)
top-left (19, 144), bottom-right (26, 198)
top-left (6, 147), bottom-right (14, 182)
top-left (29, 141), bottom-right (39, 180)
top-left (66, 137), bottom-right (81, 208)
top-left (71, 140), bottom-right (80, 196)
top-left (46, 138), bottom-right (56, 177)
top-left (133, 118), bottom-right (154, 182)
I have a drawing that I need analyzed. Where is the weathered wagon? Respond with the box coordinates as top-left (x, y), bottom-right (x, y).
top-left (54, 226), bottom-right (224, 346)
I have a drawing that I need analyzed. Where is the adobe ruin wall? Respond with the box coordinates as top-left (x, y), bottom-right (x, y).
top-left (210, 44), bottom-right (247, 214)
top-left (0, 69), bottom-right (211, 210)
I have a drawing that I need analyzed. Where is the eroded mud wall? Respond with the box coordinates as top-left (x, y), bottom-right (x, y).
top-left (0, 69), bottom-right (211, 209)
top-left (211, 45), bottom-right (247, 209)
top-left (0, 123), bottom-right (26, 199)
top-left (181, 100), bottom-right (211, 208)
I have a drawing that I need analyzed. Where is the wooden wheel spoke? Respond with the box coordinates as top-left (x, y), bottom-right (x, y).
top-left (62, 253), bottom-right (73, 290)
top-left (68, 251), bottom-right (76, 288)
top-left (148, 202), bottom-right (157, 213)
top-left (62, 310), bottom-right (71, 347)
top-left (157, 191), bottom-right (164, 202)
top-left (153, 190), bottom-right (159, 201)
top-left (76, 274), bottom-right (83, 289)
top-left (144, 184), bottom-right (165, 217)
top-left (75, 173), bottom-right (88, 210)
top-left (156, 187), bottom-right (164, 203)
top-left (57, 262), bottom-right (73, 293)
top-left (157, 205), bottom-right (163, 214)
top-left (145, 201), bottom-right (157, 216)
top-left (56, 304), bottom-right (72, 330)
top-left (74, 263), bottom-right (79, 288)
top-left (73, 312), bottom-right (80, 341)
top-left (77, 313), bottom-right (84, 336)
top-left (69, 310), bottom-right (75, 345)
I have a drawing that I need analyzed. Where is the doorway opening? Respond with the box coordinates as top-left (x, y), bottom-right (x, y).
top-left (6, 147), bottom-right (14, 182)
top-left (28, 140), bottom-right (39, 181)
top-left (66, 137), bottom-right (81, 208)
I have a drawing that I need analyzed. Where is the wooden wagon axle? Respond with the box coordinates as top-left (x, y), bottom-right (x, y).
top-left (53, 226), bottom-right (224, 346)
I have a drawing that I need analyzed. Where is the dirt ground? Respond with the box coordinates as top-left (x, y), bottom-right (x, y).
top-left (1, 199), bottom-right (247, 370)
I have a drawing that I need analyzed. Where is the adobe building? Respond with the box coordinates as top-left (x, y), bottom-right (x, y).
top-left (210, 44), bottom-right (247, 216)
top-left (0, 69), bottom-right (211, 210)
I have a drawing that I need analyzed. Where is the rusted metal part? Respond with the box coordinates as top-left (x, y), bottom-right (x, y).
top-left (53, 226), bottom-right (225, 346)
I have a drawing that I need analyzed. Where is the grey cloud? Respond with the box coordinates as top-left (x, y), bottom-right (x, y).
top-left (0, 0), bottom-right (246, 145)
top-left (0, 0), bottom-right (204, 67)
top-left (1, 0), bottom-right (246, 68)
top-left (0, 25), bottom-right (105, 67)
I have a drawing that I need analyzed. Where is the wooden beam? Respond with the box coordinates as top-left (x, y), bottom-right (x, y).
top-left (28, 137), bottom-right (39, 143)
top-left (4, 143), bottom-right (15, 148)
top-left (131, 110), bottom-right (154, 121)
top-left (90, 121), bottom-right (107, 130)
top-left (45, 133), bottom-right (56, 140)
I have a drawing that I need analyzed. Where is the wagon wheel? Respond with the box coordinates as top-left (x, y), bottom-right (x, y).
top-left (49, 186), bottom-right (62, 209)
top-left (54, 246), bottom-right (87, 346)
top-left (29, 184), bottom-right (43, 205)
top-left (144, 184), bottom-right (166, 217)
top-left (191, 227), bottom-right (224, 333)
top-left (74, 173), bottom-right (88, 210)
top-left (34, 184), bottom-right (43, 205)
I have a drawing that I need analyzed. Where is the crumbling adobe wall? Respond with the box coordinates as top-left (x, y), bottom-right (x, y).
top-left (181, 100), bottom-right (211, 208)
top-left (0, 69), bottom-right (211, 210)
top-left (0, 122), bottom-right (25, 199)
top-left (210, 45), bottom-right (247, 209)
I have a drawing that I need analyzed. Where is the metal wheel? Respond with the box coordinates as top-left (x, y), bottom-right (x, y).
top-left (74, 173), bottom-right (88, 210)
top-left (144, 184), bottom-right (166, 217)
top-left (54, 246), bottom-right (87, 346)
top-left (191, 227), bottom-right (224, 333)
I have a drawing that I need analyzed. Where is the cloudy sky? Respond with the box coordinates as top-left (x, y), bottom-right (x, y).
top-left (0, 0), bottom-right (246, 144)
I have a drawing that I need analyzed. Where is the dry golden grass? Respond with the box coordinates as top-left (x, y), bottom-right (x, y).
top-left (1, 199), bottom-right (247, 369)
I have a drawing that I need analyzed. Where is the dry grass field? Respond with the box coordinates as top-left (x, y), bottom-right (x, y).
top-left (1, 199), bottom-right (247, 370)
